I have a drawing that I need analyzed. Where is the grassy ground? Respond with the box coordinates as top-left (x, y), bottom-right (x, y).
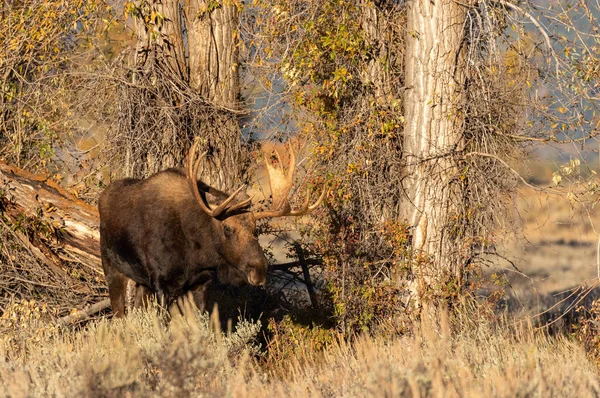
top-left (1, 303), bottom-right (599, 397)
top-left (487, 186), bottom-right (600, 324)
top-left (4, 173), bottom-right (600, 396)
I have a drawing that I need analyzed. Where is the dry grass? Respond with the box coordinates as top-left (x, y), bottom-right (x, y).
top-left (486, 185), bottom-right (600, 322)
top-left (1, 302), bottom-right (599, 397)
top-left (3, 165), bottom-right (600, 397)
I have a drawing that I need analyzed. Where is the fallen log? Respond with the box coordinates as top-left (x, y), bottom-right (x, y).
top-left (0, 162), bottom-right (101, 268)
top-left (0, 162), bottom-right (107, 317)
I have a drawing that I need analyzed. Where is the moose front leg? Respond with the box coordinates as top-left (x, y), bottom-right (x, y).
top-left (131, 283), bottom-right (153, 309)
top-left (192, 279), bottom-right (212, 313)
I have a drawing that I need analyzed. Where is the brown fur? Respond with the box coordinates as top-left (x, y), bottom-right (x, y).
top-left (99, 168), bottom-right (268, 317)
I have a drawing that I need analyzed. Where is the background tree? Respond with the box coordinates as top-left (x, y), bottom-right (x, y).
top-left (402, 0), bottom-right (470, 295)
top-left (0, 0), bottom-right (108, 170)
top-left (112, 0), bottom-right (247, 189)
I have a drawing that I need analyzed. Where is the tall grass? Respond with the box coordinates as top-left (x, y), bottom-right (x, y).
top-left (1, 303), bottom-right (598, 397)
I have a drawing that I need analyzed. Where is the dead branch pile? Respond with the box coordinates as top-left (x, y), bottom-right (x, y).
top-left (0, 162), bottom-right (106, 319)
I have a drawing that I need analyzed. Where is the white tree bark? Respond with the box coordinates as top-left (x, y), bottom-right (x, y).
top-left (403, 0), bottom-right (468, 290)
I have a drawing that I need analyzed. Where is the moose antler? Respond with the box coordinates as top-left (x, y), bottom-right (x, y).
top-left (187, 140), bottom-right (252, 219)
top-left (253, 144), bottom-right (327, 220)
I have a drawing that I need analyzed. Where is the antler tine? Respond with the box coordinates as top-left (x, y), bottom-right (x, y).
top-left (253, 143), bottom-right (327, 220)
top-left (289, 186), bottom-right (328, 216)
top-left (210, 185), bottom-right (246, 217)
top-left (272, 145), bottom-right (295, 184)
top-left (221, 194), bottom-right (254, 215)
top-left (187, 141), bottom-right (215, 217)
top-left (273, 148), bottom-right (283, 167)
top-left (187, 140), bottom-right (251, 219)
top-left (286, 144), bottom-right (296, 183)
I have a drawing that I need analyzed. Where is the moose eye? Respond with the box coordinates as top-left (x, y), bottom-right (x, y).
top-left (223, 225), bottom-right (233, 238)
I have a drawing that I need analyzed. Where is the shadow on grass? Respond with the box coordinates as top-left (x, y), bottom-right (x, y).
top-left (205, 277), bottom-right (337, 349)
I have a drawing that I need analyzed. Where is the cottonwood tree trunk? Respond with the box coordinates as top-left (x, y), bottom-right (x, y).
top-left (184, 0), bottom-right (245, 191)
top-left (360, 0), bottom-right (403, 221)
top-left (124, 0), bottom-right (245, 188)
top-left (361, 1), bottom-right (393, 105)
top-left (135, 0), bottom-right (187, 79)
top-left (403, 0), bottom-right (468, 296)
top-left (128, 0), bottom-right (188, 176)
top-left (185, 1), bottom-right (239, 106)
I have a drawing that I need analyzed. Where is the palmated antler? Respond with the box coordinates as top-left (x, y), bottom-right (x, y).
top-left (187, 140), bottom-right (252, 219)
top-left (253, 144), bottom-right (327, 220)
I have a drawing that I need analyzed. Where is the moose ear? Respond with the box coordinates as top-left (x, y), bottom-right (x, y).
top-left (195, 181), bottom-right (226, 207)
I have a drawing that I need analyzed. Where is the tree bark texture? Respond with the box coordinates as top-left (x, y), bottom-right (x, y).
top-left (361, 1), bottom-right (393, 105)
top-left (135, 0), bottom-right (187, 80)
top-left (129, 0), bottom-right (188, 176)
top-left (184, 0), bottom-right (244, 191)
top-left (359, 0), bottom-right (404, 222)
top-left (185, 0), bottom-right (240, 106)
top-left (403, 0), bottom-right (468, 290)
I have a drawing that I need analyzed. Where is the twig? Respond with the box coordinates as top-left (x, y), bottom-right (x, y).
top-left (494, 0), bottom-right (556, 66)
top-left (294, 242), bottom-right (318, 309)
top-left (536, 281), bottom-right (598, 330)
top-left (57, 299), bottom-right (111, 326)
top-left (270, 258), bottom-right (322, 271)
top-left (454, 0), bottom-right (559, 76)
top-left (464, 151), bottom-right (560, 193)
top-left (0, 217), bottom-right (67, 279)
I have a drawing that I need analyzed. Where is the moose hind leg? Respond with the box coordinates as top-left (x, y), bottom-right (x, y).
top-left (106, 268), bottom-right (128, 318)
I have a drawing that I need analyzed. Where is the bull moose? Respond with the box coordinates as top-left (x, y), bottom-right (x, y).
top-left (99, 141), bottom-right (326, 317)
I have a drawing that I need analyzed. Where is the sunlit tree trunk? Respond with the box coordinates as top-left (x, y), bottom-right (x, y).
top-left (403, 0), bottom-right (468, 295)
top-left (136, 0), bottom-right (187, 79)
top-left (185, 1), bottom-right (239, 106)
top-left (184, 0), bottom-right (244, 190)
